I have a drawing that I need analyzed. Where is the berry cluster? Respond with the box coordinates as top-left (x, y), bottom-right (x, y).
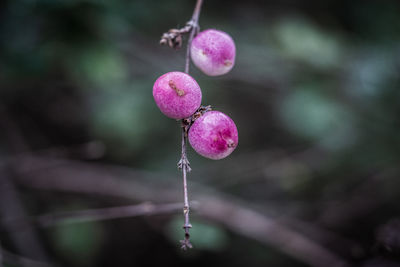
top-left (153, 29), bottom-right (238, 160)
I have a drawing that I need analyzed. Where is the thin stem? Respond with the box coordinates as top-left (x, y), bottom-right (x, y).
top-left (184, 0), bottom-right (203, 74)
top-left (179, 128), bottom-right (192, 249)
top-left (179, 0), bottom-right (203, 250)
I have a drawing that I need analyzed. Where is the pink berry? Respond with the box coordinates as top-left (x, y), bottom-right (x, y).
top-left (191, 29), bottom-right (236, 76)
top-left (188, 111), bottom-right (238, 160)
top-left (153, 71), bottom-right (202, 119)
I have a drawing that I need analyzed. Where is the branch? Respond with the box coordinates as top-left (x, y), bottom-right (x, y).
top-left (178, 127), bottom-right (193, 249)
top-left (160, 0), bottom-right (204, 250)
top-left (36, 202), bottom-right (188, 227)
top-left (184, 0), bottom-right (203, 74)
top-left (159, 0), bottom-right (203, 57)
top-left (196, 196), bottom-right (349, 267)
top-left (13, 156), bottom-right (349, 267)
top-left (179, 0), bottom-right (203, 250)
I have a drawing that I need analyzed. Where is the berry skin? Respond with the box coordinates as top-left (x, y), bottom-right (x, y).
top-left (188, 111), bottom-right (238, 160)
top-left (191, 29), bottom-right (236, 76)
top-left (153, 72), bottom-right (202, 119)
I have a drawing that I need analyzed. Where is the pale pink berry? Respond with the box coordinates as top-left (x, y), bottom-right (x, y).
top-left (188, 111), bottom-right (238, 160)
top-left (153, 72), bottom-right (202, 119)
top-left (191, 29), bottom-right (236, 76)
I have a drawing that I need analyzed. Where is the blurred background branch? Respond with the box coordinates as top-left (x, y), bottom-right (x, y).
top-left (35, 202), bottom-right (187, 227)
top-left (12, 155), bottom-right (348, 267)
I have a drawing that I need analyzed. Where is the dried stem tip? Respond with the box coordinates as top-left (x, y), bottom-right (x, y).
top-left (160, 21), bottom-right (196, 50)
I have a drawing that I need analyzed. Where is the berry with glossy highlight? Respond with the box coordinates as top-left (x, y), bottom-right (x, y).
top-left (153, 71), bottom-right (202, 119)
top-left (188, 111), bottom-right (238, 160)
top-left (191, 29), bottom-right (236, 76)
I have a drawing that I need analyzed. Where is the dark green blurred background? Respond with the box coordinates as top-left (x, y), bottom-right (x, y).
top-left (1, 0), bottom-right (400, 266)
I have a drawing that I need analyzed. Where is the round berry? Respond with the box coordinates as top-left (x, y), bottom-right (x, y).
top-left (188, 111), bottom-right (238, 160)
top-left (191, 29), bottom-right (236, 76)
top-left (153, 72), bottom-right (202, 119)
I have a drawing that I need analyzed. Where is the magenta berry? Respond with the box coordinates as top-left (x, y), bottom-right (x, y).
top-left (153, 71), bottom-right (202, 119)
top-left (191, 29), bottom-right (236, 76)
top-left (188, 111), bottom-right (238, 160)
